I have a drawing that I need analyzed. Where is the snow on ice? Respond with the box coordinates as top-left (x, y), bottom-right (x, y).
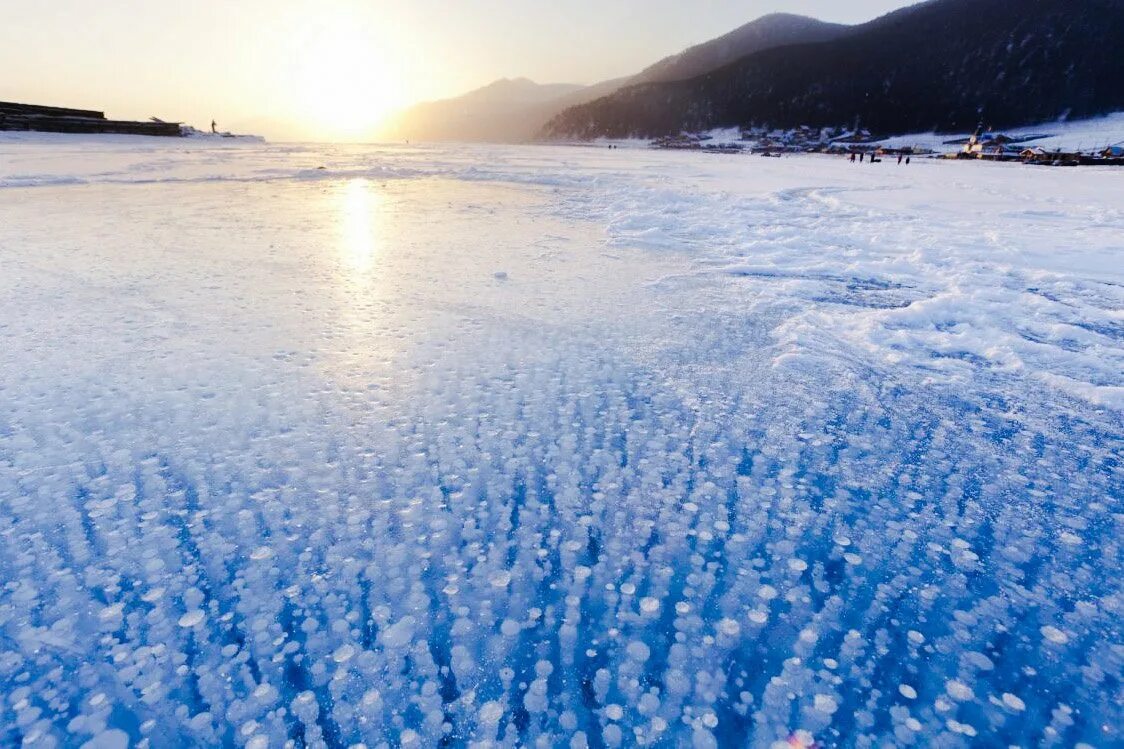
top-left (0, 134), bottom-right (1122, 747)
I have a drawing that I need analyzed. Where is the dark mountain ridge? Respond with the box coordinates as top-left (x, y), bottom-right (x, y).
top-left (632, 13), bottom-right (848, 85)
top-left (543, 0), bottom-right (1124, 139)
top-left (380, 14), bottom-right (848, 142)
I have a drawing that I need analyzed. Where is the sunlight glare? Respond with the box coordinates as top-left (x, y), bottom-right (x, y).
top-left (339, 178), bottom-right (382, 277)
top-left (296, 22), bottom-right (404, 141)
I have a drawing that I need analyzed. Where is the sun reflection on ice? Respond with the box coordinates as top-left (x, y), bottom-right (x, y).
top-left (339, 178), bottom-right (383, 278)
top-left (324, 177), bottom-right (411, 390)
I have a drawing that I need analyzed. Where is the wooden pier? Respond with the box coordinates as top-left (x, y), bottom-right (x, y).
top-left (0, 101), bottom-right (182, 137)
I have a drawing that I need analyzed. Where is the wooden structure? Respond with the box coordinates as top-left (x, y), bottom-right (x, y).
top-left (0, 101), bottom-right (182, 137)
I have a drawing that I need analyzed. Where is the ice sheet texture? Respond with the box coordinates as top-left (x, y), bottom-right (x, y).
top-left (1, 137), bottom-right (1122, 748)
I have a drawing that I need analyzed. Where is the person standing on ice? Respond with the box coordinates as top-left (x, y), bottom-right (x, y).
top-left (211, 119), bottom-right (217, 134)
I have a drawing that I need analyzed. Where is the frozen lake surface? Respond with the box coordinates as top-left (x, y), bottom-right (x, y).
top-left (1, 136), bottom-right (1122, 748)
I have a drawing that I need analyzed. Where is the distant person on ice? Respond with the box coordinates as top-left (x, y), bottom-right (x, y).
top-left (211, 120), bottom-right (217, 134)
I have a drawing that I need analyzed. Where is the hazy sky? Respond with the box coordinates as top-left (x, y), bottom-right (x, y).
top-left (1, 0), bottom-right (909, 141)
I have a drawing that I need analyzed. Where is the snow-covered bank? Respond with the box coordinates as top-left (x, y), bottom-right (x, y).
top-left (574, 111), bottom-right (1124, 155)
top-left (0, 140), bottom-right (1121, 747)
top-left (879, 111), bottom-right (1124, 153)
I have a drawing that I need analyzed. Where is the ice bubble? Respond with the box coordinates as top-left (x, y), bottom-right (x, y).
top-left (500, 619), bottom-right (521, 637)
top-left (381, 616), bottom-right (416, 648)
top-left (757, 585), bottom-right (778, 600)
top-left (748, 610), bottom-right (768, 625)
top-left (80, 729), bottom-right (129, 749)
top-left (332, 644), bottom-right (356, 663)
top-left (792, 730), bottom-right (816, 746)
top-left (249, 547), bottom-right (274, 560)
top-left (605, 704), bottom-right (624, 721)
top-left (489, 570), bottom-right (513, 588)
top-left (946, 680), bottom-right (974, 701)
top-left (292, 691), bottom-right (318, 721)
top-left (907, 630), bottom-right (925, 645)
top-left (479, 701), bottom-right (504, 724)
top-left (638, 693), bottom-right (660, 715)
top-left (788, 559), bottom-right (808, 572)
top-left (640, 597), bottom-right (660, 613)
top-left (898, 685), bottom-right (918, 699)
top-left (718, 618), bottom-right (741, 636)
top-left (252, 683), bottom-right (277, 701)
top-left (1041, 626), bottom-right (1069, 644)
top-left (1002, 693), bottom-right (1026, 711)
top-left (627, 641), bottom-right (651, 662)
top-left (691, 728), bottom-right (717, 749)
top-left (178, 610), bottom-right (205, 628)
top-left (140, 587), bottom-right (165, 603)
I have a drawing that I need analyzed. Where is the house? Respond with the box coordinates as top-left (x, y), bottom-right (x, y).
top-left (1024, 149), bottom-right (1081, 167)
top-left (1088, 143), bottom-right (1124, 165)
top-left (963, 125), bottom-right (1017, 157)
top-left (974, 141), bottom-right (1021, 161)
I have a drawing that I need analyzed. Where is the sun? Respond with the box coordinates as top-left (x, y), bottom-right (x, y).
top-left (295, 24), bottom-right (404, 141)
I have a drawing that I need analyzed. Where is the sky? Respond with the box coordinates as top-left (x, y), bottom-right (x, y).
top-left (0, 0), bottom-right (909, 141)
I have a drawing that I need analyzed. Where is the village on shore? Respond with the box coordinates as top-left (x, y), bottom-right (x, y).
top-left (649, 124), bottom-right (1124, 167)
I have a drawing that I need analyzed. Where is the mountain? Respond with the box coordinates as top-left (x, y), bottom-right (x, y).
top-left (543, 0), bottom-right (1124, 140)
top-left (379, 78), bottom-right (584, 143)
top-left (380, 14), bottom-right (849, 143)
top-left (631, 13), bottom-right (847, 85)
